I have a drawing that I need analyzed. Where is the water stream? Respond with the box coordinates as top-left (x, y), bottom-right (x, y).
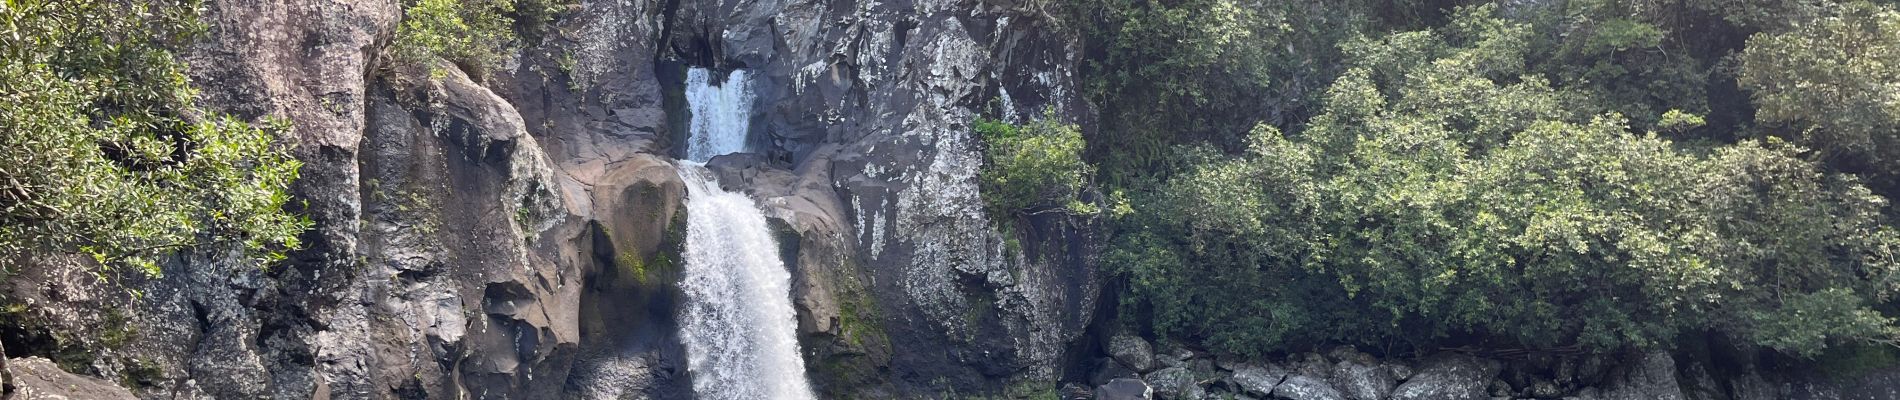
top-left (673, 67), bottom-right (816, 400)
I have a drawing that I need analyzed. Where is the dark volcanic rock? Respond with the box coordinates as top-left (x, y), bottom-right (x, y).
top-left (7, 0), bottom-right (1094, 396)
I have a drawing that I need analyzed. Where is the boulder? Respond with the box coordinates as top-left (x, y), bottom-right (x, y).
top-left (1274, 374), bottom-right (1348, 400)
top-left (1111, 333), bottom-right (1158, 372)
top-left (1389, 353), bottom-right (1502, 400)
top-left (1230, 363), bottom-right (1288, 397)
top-left (1597, 352), bottom-right (1685, 400)
top-left (7, 357), bottom-right (138, 400)
top-left (1094, 357), bottom-right (1142, 386)
top-left (1146, 366), bottom-right (1207, 399)
top-left (1329, 348), bottom-right (1396, 400)
top-left (1062, 383), bottom-right (1095, 400)
top-left (1099, 378), bottom-right (1155, 400)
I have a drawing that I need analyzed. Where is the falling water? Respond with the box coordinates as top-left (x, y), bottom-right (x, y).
top-left (674, 67), bottom-right (816, 400)
top-left (683, 68), bottom-right (756, 162)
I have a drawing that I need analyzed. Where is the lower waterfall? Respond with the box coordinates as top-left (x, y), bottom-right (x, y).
top-left (673, 67), bottom-right (816, 400)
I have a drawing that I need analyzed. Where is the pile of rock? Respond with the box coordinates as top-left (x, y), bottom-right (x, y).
top-left (1083, 333), bottom-right (1691, 400)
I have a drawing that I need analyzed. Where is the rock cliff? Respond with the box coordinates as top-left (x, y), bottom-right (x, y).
top-left (10, 1), bottom-right (1897, 400)
top-left (1, 0), bottom-right (1097, 398)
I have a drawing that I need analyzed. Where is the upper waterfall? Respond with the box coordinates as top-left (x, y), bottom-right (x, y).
top-left (673, 66), bottom-right (816, 400)
top-left (683, 68), bottom-right (755, 162)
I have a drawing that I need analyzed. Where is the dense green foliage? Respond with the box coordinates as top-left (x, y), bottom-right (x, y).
top-left (975, 112), bottom-right (1094, 220)
top-left (391, 0), bottom-right (573, 78)
top-left (1079, 2), bottom-right (1900, 357)
top-left (1739, 2), bottom-right (1900, 197)
top-left (0, 0), bottom-right (310, 275)
top-left (392, 0), bottom-right (519, 76)
top-left (1077, 0), bottom-right (1361, 182)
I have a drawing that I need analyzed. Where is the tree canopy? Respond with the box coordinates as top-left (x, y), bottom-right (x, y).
top-left (0, 0), bottom-right (309, 275)
top-left (1050, 2), bottom-right (1900, 357)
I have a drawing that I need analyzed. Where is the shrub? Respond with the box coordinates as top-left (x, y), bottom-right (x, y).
top-left (0, 0), bottom-right (310, 275)
top-left (976, 111), bottom-right (1095, 220)
top-left (391, 0), bottom-right (518, 77)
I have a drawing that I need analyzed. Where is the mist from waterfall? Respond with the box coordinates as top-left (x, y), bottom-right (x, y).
top-left (683, 68), bottom-right (755, 162)
top-left (674, 67), bottom-right (816, 400)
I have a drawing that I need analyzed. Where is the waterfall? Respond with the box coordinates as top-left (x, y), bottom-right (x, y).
top-left (674, 67), bottom-right (816, 400)
top-left (683, 68), bottom-right (756, 162)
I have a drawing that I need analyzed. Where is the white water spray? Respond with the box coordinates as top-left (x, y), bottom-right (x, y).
top-left (674, 67), bottom-right (816, 400)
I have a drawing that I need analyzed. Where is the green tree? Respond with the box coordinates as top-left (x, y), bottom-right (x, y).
top-left (1738, 1), bottom-right (1900, 197)
top-left (0, 0), bottom-right (310, 275)
top-left (389, 0), bottom-right (575, 79)
top-left (1115, 5), bottom-right (1900, 356)
top-left (1075, 0), bottom-right (1364, 183)
top-left (392, 0), bottom-right (518, 77)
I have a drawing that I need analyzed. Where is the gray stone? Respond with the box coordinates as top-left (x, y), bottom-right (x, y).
top-left (1099, 378), bottom-right (1155, 400)
top-left (1230, 363), bottom-right (1288, 397)
top-left (1111, 333), bottom-right (1159, 372)
top-left (1530, 380), bottom-right (1564, 398)
top-left (1146, 366), bottom-right (1207, 400)
top-left (1331, 355), bottom-right (1397, 400)
top-left (1274, 374), bottom-right (1348, 400)
top-left (1389, 354), bottom-right (1502, 400)
top-left (1062, 383), bottom-right (1095, 400)
top-left (1598, 352), bottom-right (1685, 400)
top-left (1157, 352), bottom-right (1188, 369)
top-left (8, 357), bottom-right (137, 400)
top-left (1095, 357), bottom-right (1142, 387)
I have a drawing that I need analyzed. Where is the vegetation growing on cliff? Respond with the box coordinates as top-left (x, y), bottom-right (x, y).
top-left (975, 111), bottom-right (1094, 220)
top-left (0, 0), bottom-right (309, 275)
top-left (390, 0), bottom-right (574, 78)
top-left (392, 0), bottom-right (518, 76)
top-left (1060, 0), bottom-right (1900, 358)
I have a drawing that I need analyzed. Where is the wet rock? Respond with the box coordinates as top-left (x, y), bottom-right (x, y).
top-left (1099, 378), bottom-right (1155, 400)
top-left (1389, 354), bottom-right (1502, 400)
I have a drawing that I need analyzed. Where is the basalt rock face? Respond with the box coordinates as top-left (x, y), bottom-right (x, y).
top-left (4, 0), bottom-right (671, 398)
top-left (1, 0), bottom-right (1098, 398)
top-left (658, 0), bottom-right (1102, 394)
